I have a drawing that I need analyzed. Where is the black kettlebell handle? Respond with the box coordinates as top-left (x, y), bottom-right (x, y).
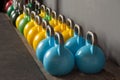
top-left (30, 11), bottom-right (36, 19)
top-left (51, 10), bottom-right (56, 19)
top-left (35, 15), bottom-right (42, 25)
top-left (66, 18), bottom-right (74, 29)
top-left (46, 25), bottom-right (55, 37)
top-left (74, 24), bottom-right (83, 36)
top-left (58, 14), bottom-right (65, 23)
top-left (86, 31), bottom-right (97, 45)
top-left (55, 32), bottom-right (64, 45)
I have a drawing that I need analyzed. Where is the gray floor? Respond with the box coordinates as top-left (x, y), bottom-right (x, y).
top-left (0, 13), bottom-right (46, 80)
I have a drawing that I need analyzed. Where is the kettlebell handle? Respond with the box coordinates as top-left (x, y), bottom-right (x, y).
top-left (74, 24), bottom-right (83, 36)
top-left (41, 5), bottom-right (46, 11)
top-left (42, 19), bottom-right (48, 29)
top-left (35, 1), bottom-right (40, 9)
top-left (66, 18), bottom-right (74, 29)
top-left (25, 8), bottom-right (30, 15)
top-left (35, 15), bottom-right (42, 25)
top-left (55, 32), bottom-right (64, 45)
top-left (86, 31), bottom-right (97, 45)
top-left (58, 14), bottom-right (65, 23)
top-left (46, 25), bottom-right (55, 37)
top-left (30, 11), bottom-right (36, 19)
top-left (46, 7), bottom-right (51, 15)
top-left (51, 10), bottom-right (56, 19)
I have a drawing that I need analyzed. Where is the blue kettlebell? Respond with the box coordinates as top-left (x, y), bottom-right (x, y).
top-left (65, 24), bottom-right (85, 55)
top-left (75, 31), bottom-right (106, 74)
top-left (43, 32), bottom-right (75, 76)
top-left (36, 25), bottom-right (55, 63)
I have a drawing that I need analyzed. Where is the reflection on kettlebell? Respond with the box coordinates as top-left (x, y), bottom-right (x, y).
top-left (65, 24), bottom-right (85, 55)
top-left (18, 8), bottom-right (30, 34)
top-left (24, 11), bottom-right (36, 38)
top-left (75, 31), bottom-right (106, 74)
top-left (43, 32), bottom-right (75, 76)
top-left (36, 25), bottom-right (55, 62)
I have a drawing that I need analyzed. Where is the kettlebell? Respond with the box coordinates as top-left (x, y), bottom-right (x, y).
top-left (18, 8), bottom-right (30, 34)
top-left (62, 18), bottom-right (74, 42)
top-left (65, 24), bottom-right (85, 55)
top-left (27, 16), bottom-right (46, 46)
top-left (36, 25), bottom-right (55, 62)
top-left (4, 0), bottom-right (12, 12)
top-left (7, 5), bottom-right (14, 17)
top-left (75, 31), bottom-right (106, 74)
top-left (44, 7), bottom-right (51, 21)
top-left (43, 32), bottom-right (75, 76)
top-left (10, 1), bottom-right (18, 18)
top-left (39, 5), bottom-right (46, 18)
top-left (33, 16), bottom-right (47, 51)
top-left (54, 14), bottom-right (66, 32)
top-left (10, 2), bottom-right (23, 26)
top-left (16, 5), bottom-right (26, 28)
top-left (24, 11), bottom-right (36, 38)
top-left (49, 10), bottom-right (58, 27)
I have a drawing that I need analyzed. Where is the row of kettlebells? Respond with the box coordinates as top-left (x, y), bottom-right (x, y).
top-left (6, 0), bottom-right (106, 76)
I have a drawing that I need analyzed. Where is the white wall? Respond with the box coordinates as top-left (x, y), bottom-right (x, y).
top-left (44, 0), bottom-right (120, 65)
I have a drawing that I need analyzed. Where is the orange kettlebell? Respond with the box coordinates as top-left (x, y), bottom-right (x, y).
top-left (23, 11), bottom-right (36, 38)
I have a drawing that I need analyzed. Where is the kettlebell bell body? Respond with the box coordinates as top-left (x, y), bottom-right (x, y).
top-left (43, 32), bottom-right (74, 76)
top-left (24, 11), bottom-right (36, 38)
top-left (75, 31), bottom-right (106, 74)
top-left (7, 5), bottom-right (14, 17)
top-left (5, 0), bottom-right (12, 12)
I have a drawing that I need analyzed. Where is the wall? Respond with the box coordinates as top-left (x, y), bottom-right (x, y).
top-left (44, 0), bottom-right (120, 66)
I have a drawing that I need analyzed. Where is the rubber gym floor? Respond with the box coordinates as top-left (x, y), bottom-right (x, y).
top-left (0, 12), bottom-right (120, 80)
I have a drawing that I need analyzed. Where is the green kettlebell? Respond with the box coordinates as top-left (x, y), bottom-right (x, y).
top-left (44, 7), bottom-right (51, 21)
top-left (7, 5), bottom-right (14, 17)
top-left (18, 8), bottom-right (30, 34)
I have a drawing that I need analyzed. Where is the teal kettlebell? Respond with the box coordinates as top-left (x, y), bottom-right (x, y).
top-left (65, 24), bottom-right (85, 55)
top-left (75, 31), bottom-right (106, 74)
top-left (43, 32), bottom-right (75, 76)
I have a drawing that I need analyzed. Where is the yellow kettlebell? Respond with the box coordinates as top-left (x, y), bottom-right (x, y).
top-left (54, 14), bottom-right (66, 32)
top-left (33, 16), bottom-right (47, 51)
top-left (23, 11), bottom-right (36, 38)
top-left (62, 18), bottom-right (74, 42)
top-left (39, 5), bottom-right (46, 18)
top-left (27, 15), bottom-right (44, 46)
top-left (16, 5), bottom-right (26, 28)
top-left (49, 10), bottom-right (58, 27)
